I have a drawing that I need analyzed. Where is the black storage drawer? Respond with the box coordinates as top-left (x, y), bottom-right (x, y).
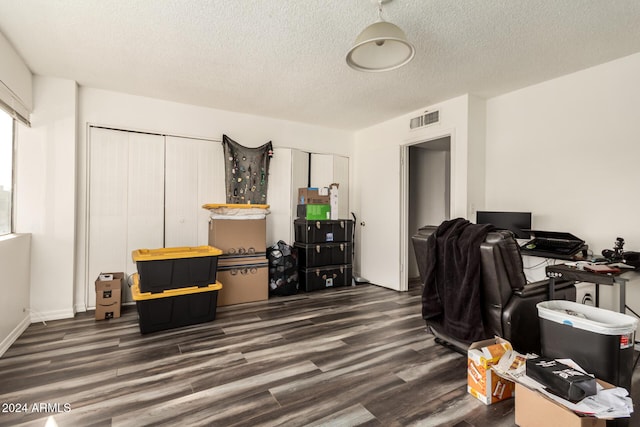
top-left (330, 242), bottom-right (352, 265)
top-left (294, 243), bottom-right (332, 268)
top-left (295, 242), bottom-right (353, 268)
top-left (299, 264), bottom-right (352, 292)
top-left (294, 219), bottom-right (353, 243)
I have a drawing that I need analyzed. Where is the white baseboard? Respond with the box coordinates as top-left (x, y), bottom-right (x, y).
top-left (28, 308), bottom-right (75, 323)
top-left (0, 314), bottom-right (31, 357)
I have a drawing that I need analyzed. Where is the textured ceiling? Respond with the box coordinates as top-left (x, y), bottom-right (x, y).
top-left (1, 0), bottom-right (640, 130)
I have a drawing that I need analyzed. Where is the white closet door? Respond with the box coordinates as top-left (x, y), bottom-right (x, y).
top-left (332, 155), bottom-right (350, 219)
top-left (266, 148), bottom-right (293, 246)
top-left (88, 128), bottom-right (128, 301)
top-left (291, 149), bottom-right (310, 226)
top-left (196, 139), bottom-right (225, 245)
top-left (310, 154), bottom-right (333, 188)
top-left (165, 136), bottom-right (223, 247)
top-left (88, 128), bottom-right (164, 307)
top-left (310, 153), bottom-right (350, 219)
top-left (357, 145), bottom-right (401, 290)
top-left (126, 132), bottom-right (166, 275)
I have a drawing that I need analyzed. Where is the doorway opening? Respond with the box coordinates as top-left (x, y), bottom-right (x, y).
top-left (404, 136), bottom-right (452, 285)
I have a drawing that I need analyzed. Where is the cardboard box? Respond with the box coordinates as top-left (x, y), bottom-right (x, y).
top-left (216, 256), bottom-right (268, 306)
top-left (329, 183), bottom-right (339, 220)
top-left (467, 337), bottom-right (515, 405)
top-left (208, 218), bottom-right (266, 255)
top-left (514, 382), bottom-right (606, 427)
top-left (95, 272), bottom-right (123, 320)
top-left (298, 187), bottom-right (330, 205)
top-left (297, 204), bottom-right (331, 220)
top-left (95, 302), bottom-right (121, 320)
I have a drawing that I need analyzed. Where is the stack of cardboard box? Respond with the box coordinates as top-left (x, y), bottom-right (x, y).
top-left (208, 214), bottom-right (269, 306)
top-left (297, 187), bottom-right (331, 220)
top-left (95, 272), bottom-right (124, 320)
top-left (297, 185), bottom-right (340, 220)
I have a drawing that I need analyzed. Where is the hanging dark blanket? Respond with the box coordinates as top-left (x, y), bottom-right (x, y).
top-left (421, 218), bottom-right (495, 342)
top-left (222, 134), bottom-right (273, 204)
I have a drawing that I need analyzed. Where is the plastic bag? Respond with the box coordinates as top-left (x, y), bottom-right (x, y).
top-left (268, 240), bottom-right (298, 296)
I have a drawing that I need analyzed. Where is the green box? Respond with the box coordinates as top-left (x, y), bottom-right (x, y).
top-left (297, 204), bottom-right (331, 220)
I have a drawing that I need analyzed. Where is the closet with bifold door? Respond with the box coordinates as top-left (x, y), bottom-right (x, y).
top-left (87, 126), bottom-right (223, 309)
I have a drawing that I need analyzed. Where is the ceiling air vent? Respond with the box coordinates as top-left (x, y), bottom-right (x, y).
top-left (409, 110), bottom-right (440, 130)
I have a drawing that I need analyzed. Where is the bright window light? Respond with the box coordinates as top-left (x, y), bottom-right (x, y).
top-left (0, 108), bottom-right (13, 235)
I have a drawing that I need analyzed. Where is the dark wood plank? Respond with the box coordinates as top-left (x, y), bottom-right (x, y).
top-left (1, 282), bottom-right (639, 426)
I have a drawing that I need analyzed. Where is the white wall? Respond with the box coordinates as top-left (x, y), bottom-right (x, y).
top-left (0, 30), bottom-right (32, 113)
top-left (0, 234), bottom-right (31, 356)
top-left (485, 52), bottom-right (640, 311)
top-left (0, 31), bottom-right (33, 353)
top-left (467, 95), bottom-right (487, 216)
top-left (352, 95), bottom-right (481, 290)
top-left (75, 87), bottom-right (354, 311)
top-left (16, 76), bottom-right (77, 320)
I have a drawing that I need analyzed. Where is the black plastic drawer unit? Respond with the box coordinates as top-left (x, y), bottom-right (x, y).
top-left (294, 219), bottom-right (353, 244)
top-left (294, 242), bottom-right (353, 268)
top-left (299, 264), bottom-right (353, 292)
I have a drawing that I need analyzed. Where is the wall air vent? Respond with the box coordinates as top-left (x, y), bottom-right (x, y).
top-left (409, 110), bottom-right (440, 130)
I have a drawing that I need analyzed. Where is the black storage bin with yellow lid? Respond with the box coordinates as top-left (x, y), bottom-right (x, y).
top-left (132, 246), bottom-right (223, 293)
top-left (131, 273), bottom-right (222, 334)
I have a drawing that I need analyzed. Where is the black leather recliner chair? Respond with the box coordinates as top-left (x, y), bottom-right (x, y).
top-left (412, 224), bottom-right (576, 354)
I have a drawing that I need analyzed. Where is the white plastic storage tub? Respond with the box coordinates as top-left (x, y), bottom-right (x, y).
top-left (537, 300), bottom-right (638, 390)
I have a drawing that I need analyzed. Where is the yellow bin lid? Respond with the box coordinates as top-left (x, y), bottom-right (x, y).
top-left (131, 273), bottom-right (223, 300)
top-left (202, 203), bottom-right (270, 210)
top-left (132, 245), bottom-right (223, 262)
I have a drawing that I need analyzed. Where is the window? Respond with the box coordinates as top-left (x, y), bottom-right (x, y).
top-left (0, 108), bottom-right (13, 235)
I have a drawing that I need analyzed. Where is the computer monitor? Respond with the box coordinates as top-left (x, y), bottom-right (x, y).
top-left (476, 211), bottom-right (532, 239)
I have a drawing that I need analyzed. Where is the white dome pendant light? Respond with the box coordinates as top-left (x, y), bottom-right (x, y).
top-left (346, 0), bottom-right (415, 72)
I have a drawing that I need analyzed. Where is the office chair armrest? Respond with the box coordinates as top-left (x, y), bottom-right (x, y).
top-left (513, 279), bottom-right (574, 298)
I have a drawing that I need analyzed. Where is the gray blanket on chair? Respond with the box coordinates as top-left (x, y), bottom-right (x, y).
top-left (421, 218), bottom-right (495, 342)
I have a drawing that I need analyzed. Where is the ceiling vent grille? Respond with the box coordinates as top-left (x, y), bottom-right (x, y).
top-left (409, 110), bottom-right (440, 130)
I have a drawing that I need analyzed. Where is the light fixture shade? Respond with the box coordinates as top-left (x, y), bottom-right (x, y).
top-left (346, 20), bottom-right (415, 72)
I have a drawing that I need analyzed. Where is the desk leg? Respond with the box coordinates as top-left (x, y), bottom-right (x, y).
top-left (548, 277), bottom-right (555, 300)
top-left (618, 278), bottom-right (626, 314)
top-left (595, 284), bottom-right (599, 308)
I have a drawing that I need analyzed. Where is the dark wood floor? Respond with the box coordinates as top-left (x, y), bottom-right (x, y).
top-left (1, 282), bottom-right (639, 427)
